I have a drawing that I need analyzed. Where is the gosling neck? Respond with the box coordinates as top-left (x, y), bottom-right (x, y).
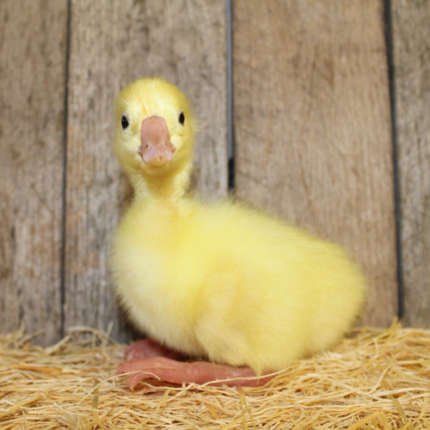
top-left (130, 160), bottom-right (193, 203)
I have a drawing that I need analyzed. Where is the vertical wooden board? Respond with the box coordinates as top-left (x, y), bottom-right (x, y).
top-left (0, 1), bottom-right (67, 344)
top-left (234, 0), bottom-right (397, 326)
top-left (65, 0), bottom-right (227, 341)
top-left (392, 0), bottom-right (430, 326)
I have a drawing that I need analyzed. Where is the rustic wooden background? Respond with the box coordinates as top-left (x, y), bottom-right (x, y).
top-left (0, 0), bottom-right (428, 346)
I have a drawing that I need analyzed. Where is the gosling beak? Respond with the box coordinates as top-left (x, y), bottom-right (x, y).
top-left (138, 116), bottom-right (176, 166)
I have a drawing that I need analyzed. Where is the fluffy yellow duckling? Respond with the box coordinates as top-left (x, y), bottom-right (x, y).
top-left (113, 78), bottom-right (367, 387)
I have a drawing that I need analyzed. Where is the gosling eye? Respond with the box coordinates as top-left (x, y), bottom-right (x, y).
top-left (178, 111), bottom-right (185, 125)
top-left (121, 114), bottom-right (129, 130)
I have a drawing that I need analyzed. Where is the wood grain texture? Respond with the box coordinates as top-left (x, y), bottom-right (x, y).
top-left (0, 0), bottom-right (68, 344)
top-left (64, 0), bottom-right (227, 341)
top-left (392, 0), bottom-right (430, 326)
top-left (234, 0), bottom-right (397, 326)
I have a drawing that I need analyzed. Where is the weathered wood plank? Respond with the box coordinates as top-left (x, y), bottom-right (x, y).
top-left (234, 0), bottom-right (397, 326)
top-left (0, 0), bottom-right (68, 344)
top-left (64, 0), bottom-right (227, 341)
top-left (392, 0), bottom-right (430, 326)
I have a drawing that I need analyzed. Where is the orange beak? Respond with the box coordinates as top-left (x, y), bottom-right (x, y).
top-left (138, 116), bottom-right (176, 166)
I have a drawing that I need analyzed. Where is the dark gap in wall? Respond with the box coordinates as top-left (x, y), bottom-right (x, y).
top-left (60, 0), bottom-right (72, 338)
top-left (383, 0), bottom-right (404, 319)
top-left (227, 0), bottom-right (235, 191)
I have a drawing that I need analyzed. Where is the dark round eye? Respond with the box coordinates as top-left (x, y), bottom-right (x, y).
top-left (178, 111), bottom-right (185, 125)
top-left (121, 114), bottom-right (129, 130)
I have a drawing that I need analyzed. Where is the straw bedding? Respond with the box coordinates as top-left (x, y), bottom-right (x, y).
top-left (0, 321), bottom-right (429, 429)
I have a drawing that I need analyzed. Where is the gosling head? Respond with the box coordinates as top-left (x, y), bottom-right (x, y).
top-left (114, 78), bottom-right (195, 179)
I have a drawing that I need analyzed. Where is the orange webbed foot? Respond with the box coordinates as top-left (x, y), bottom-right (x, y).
top-left (118, 338), bottom-right (273, 388)
top-left (116, 356), bottom-right (273, 388)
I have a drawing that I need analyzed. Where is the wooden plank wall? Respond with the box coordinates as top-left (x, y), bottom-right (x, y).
top-left (0, 0), bottom-right (68, 344)
top-left (0, 0), bottom-right (227, 346)
top-left (63, 0), bottom-right (227, 343)
top-left (234, 0), bottom-right (397, 327)
top-left (0, 0), bottom-right (429, 345)
top-left (392, 0), bottom-right (430, 327)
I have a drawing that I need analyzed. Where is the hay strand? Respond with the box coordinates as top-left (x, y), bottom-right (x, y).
top-left (1, 322), bottom-right (429, 429)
